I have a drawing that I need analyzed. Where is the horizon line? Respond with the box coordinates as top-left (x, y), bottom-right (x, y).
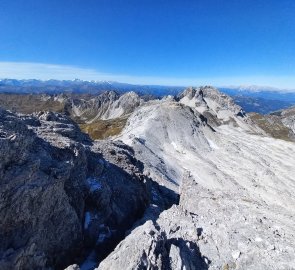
top-left (1, 61), bottom-right (295, 91)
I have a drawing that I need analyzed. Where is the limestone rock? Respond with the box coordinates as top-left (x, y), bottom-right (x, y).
top-left (0, 108), bottom-right (149, 269)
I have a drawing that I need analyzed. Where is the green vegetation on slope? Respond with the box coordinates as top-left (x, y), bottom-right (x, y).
top-left (249, 113), bottom-right (294, 141)
top-left (79, 116), bottom-right (129, 140)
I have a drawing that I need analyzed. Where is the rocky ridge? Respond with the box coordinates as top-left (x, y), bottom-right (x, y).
top-left (69, 91), bottom-right (143, 123)
top-left (118, 86), bottom-right (262, 190)
top-left (106, 86), bottom-right (295, 269)
top-left (0, 109), bottom-right (150, 269)
top-left (1, 86), bottom-right (295, 270)
top-left (0, 90), bottom-right (143, 124)
top-left (0, 91), bottom-right (144, 140)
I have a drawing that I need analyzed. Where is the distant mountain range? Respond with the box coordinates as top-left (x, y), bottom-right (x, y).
top-left (220, 87), bottom-right (295, 102)
top-left (219, 87), bottom-right (295, 114)
top-left (1, 79), bottom-right (295, 114)
top-left (0, 78), bottom-right (183, 97)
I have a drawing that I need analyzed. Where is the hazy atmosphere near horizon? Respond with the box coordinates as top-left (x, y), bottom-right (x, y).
top-left (1, 0), bottom-right (295, 88)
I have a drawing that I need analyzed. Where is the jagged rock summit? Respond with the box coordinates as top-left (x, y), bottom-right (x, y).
top-left (178, 86), bottom-right (250, 127)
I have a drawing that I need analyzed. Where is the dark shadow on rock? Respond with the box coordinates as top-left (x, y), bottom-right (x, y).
top-left (69, 151), bottom-right (151, 268)
top-left (164, 238), bottom-right (210, 270)
top-left (83, 163), bottom-right (180, 268)
top-left (197, 228), bottom-right (203, 238)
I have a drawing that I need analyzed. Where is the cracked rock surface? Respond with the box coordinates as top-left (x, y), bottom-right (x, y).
top-left (0, 109), bottom-right (149, 270)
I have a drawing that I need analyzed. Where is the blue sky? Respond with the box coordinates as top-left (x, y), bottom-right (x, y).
top-left (0, 0), bottom-right (295, 88)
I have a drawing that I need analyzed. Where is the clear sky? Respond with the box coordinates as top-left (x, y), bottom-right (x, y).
top-left (0, 0), bottom-right (295, 88)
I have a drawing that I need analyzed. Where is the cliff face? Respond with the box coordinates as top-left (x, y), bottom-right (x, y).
top-left (0, 109), bottom-right (149, 269)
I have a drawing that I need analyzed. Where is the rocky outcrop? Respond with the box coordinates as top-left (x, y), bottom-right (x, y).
top-left (96, 205), bottom-right (209, 270)
top-left (98, 146), bottom-right (295, 269)
top-left (68, 91), bottom-right (142, 123)
top-left (0, 109), bottom-right (149, 269)
top-left (280, 106), bottom-right (295, 133)
top-left (177, 86), bottom-right (245, 116)
top-left (177, 87), bottom-right (256, 131)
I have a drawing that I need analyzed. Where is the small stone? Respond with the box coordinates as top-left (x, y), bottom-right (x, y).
top-left (267, 245), bottom-right (275, 251)
top-left (232, 250), bottom-right (241, 260)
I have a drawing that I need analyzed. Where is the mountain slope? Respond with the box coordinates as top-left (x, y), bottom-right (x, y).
top-left (118, 99), bottom-right (214, 191)
top-left (271, 106), bottom-right (295, 134)
top-left (0, 91), bottom-right (142, 123)
top-left (70, 91), bottom-right (142, 122)
top-left (106, 87), bottom-right (295, 269)
top-left (249, 105), bottom-right (295, 142)
top-left (118, 87), bottom-right (262, 190)
top-left (0, 91), bottom-right (143, 139)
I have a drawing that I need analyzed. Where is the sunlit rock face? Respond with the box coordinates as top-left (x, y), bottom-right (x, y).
top-left (68, 91), bottom-right (142, 123)
top-left (107, 87), bottom-right (295, 270)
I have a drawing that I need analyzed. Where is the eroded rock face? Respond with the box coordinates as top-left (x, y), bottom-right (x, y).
top-left (69, 91), bottom-right (142, 122)
top-left (0, 109), bottom-right (87, 269)
top-left (0, 109), bottom-right (149, 270)
top-left (177, 86), bottom-right (253, 130)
